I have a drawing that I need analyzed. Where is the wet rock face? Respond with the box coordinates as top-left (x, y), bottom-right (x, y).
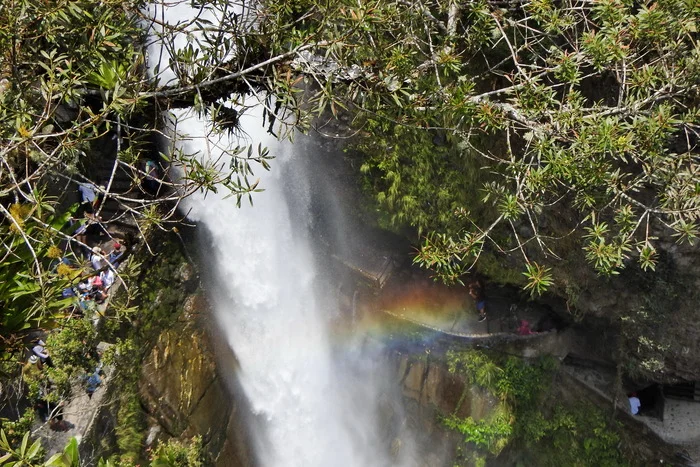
top-left (388, 353), bottom-right (500, 466)
top-left (397, 356), bottom-right (496, 421)
top-left (139, 324), bottom-right (215, 437)
top-left (138, 297), bottom-right (252, 466)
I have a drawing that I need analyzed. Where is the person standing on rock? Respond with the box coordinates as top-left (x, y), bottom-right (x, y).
top-left (628, 393), bottom-right (641, 415)
top-left (469, 279), bottom-right (487, 322)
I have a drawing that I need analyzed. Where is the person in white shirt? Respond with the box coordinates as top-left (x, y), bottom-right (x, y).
top-left (91, 246), bottom-right (105, 271)
top-left (628, 393), bottom-right (641, 415)
top-left (32, 340), bottom-right (53, 367)
top-left (100, 268), bottom-right (116, 290)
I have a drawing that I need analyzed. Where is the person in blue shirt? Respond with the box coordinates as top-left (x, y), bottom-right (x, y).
top-left (84, 365), bottom-right (104, 398)
top-left (628, 393), bottom-right (641, 415)
top-left (78, 182), bottom-right (96, 205)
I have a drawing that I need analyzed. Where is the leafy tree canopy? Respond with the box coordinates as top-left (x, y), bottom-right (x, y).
top-left (1, 0), bottom-right (699, 338)
top-left (301, 0), bottom-right (699, 289)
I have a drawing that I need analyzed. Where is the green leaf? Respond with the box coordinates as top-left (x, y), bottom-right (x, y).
top-left (63, 437), bottom-right (79, 466)
top-left (27, 438), bottom-right (42, 459)
top-left (19, 432), bottom-right (28, 457)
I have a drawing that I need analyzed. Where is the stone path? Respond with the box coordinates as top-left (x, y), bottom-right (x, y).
top-left (562, 364), bottom-right (700, 465)
top-left (643, 399), bottom-right (700, 465)
top-left (33, 369), bottom-right (110, 456)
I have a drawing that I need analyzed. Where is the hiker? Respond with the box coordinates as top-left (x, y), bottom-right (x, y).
top-left (91, 246), bottom-right (105, 271)
top-left (468, 279), bottom-right (487, 322)
top-left (70, 215), bottom-right (89, 250)
top-left (32, 340), bottom-right (53, 367)
top-left (85, 276), bottom-right (107, 304)
top-left (107, 241), bottom-right (126, 266)
top-left (100, 268), bottom-right (116, 290)
top-left (23, 355), bottom-right (43, 379)
top-left (142, 159), bottom-right (161, 196)
top-left (70, 210), bottom-right (103, 255)
top-left (628, 393), bottom-right (641, 415)
top-left (84, 365), bottom-right (104, 398)
top-left (34, 398), bottom-right (50, 423)
top-left (517, 320), bottom-right (533, 335)
top-left (77, 181), bottom-right (97, 206)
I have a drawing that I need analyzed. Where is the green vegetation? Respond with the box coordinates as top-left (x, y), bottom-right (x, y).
top-left (0, 200), bottom-right (79, 345)
top-left (445, 349), bottom-right (627, 465)
top-left (1, 0), bottom-right (698, 461)
top-left (0, 432), bottom-right (78, 467)
top-left (0, 430), bottom-right (205, 467)
top-left (1, 233), bottom-right (206, 465)
top-left (149, 436), bottom-right (206, 467)
top-left (325, 0), bottom-right (700, 293)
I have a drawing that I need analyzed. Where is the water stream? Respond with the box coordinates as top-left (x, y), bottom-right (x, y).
top-left (146, 3), bottom-right (416, 465)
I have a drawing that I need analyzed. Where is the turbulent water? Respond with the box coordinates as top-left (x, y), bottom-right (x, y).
top-left (146, 3), bottom-right (416, 465)
top-left (174, 112), bottom-right (412, 466)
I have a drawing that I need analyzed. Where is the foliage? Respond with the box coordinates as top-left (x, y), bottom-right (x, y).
top-left (308, 0), bottom-right (700, 291)
top-left (114, 387), bottom-right (144, 465)
top-left (0, 430), bottom-right (80, 467)
top-left (513, 405), bottom-right (627, 467)
top-left (0, 0), bottom-right (148, 293)
top-left (522, 263), bottom-right (554, 297)
top-left (443, 405), bottom-right (513, 456)
top-left (447, 350), bottom-right (552, 405)
top-left (149, 436), bottom-right (206, 467)
top-left (46, 318), bottom-right (100, 372)
top-left (0, 411), bottom-right (35, 448)
top-left (356, 123), bottom-right (489, 237)
top-left (444, 349), bottom-right (626, 464)
top-left (0, 0), bottom-right (285, 351)
top-left (0, 198), bottom-right (79, 345)
top-left (0, 431), bottom-right (44, 467)
top-left (0, 430), bottom-right (206, 467)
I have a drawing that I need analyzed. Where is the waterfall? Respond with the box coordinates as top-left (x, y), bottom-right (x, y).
top-left (173, 111), bottom-right (408, 466)
top-left (146, 4), bottom-right (416, 466)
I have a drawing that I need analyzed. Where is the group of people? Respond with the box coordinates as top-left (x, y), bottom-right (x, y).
top-left (69, 176), bottom-right (128, 309)
top-left (19, 177), bottom-right (133, 431)
top-left (60, 241), bottom-right (125, 314)
top-left (464, 279), bottom-right (543, 336)
top-left (17, 163), bottom-right (161, 434)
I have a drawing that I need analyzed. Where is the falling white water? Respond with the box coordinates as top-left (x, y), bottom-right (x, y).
top-left (146, 3), bottom-right (418, 465)
top-left (174, 109), bottom-right (410, 466)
